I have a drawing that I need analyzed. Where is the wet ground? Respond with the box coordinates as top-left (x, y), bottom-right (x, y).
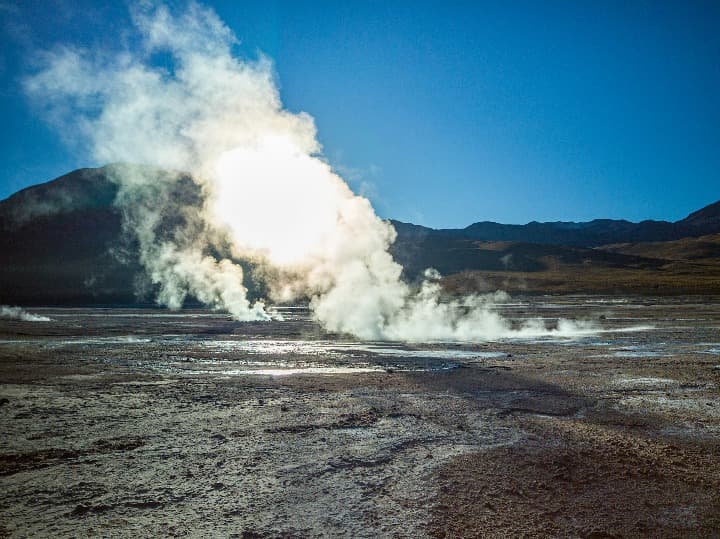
top-left (1, 296), bottom-right (719, 537)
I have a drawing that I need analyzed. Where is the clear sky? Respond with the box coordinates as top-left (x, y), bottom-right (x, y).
top-left (1, 0), bottom-right (718, 227)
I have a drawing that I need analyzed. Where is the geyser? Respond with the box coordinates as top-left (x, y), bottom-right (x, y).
top-left (25, 1), bottom-right (595, 341)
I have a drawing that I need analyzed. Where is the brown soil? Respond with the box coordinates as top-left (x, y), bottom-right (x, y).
top-left (430, 420), bottom-right (720, 538)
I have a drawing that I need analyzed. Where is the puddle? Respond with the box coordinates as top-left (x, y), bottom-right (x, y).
top-left (66, 336), bottom-right (153, 345)
top-left (50, 313), bottom-right (228, 318)
top-left (196, 339), bottom-right (507, 362)
top-left (114, 379), bottom-right (180, 385)
top-left (220, 367), bottom-right (384, 376)
top-left (200, 340), bottom-right (342, 356)
top-left (102, 349), bottom-right (466, 376)
top-left (337, 345), bottom-right (506, 360)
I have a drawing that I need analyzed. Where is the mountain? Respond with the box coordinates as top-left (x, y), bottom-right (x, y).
top-left (0, 167), bottom-right (118, 228)
top-left (391, 199), bottom-right (720, 248)
top-left (681, 200), bottom-right (720, 229)
top-left (0, 167), bottom-right (132, 304)
top-left (388, 198), bottom-right (720, 280)
top-left (1, 165), bottom-right (719, 304)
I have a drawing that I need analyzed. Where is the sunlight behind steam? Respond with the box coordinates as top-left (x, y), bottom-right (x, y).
top-left (24, 0), bottom-right (600, 342)
top-left (213, 136), bottom-right (344, 267)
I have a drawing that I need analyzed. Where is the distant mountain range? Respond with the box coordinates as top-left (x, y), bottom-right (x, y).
top-left (1, 165), bottom-right (719, 304)
top-left (392, 200), bottom-right (720, 247)
top-left (388, 200), bottom-right (720, 277)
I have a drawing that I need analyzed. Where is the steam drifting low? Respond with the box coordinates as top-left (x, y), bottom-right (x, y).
top-left (1, 306), bottom-right (52, 322)
top-left (25, 1), bottom-right (595, 341)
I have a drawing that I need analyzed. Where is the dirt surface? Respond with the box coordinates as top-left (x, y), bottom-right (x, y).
top-left (1, 297), bottom-right (719, 537)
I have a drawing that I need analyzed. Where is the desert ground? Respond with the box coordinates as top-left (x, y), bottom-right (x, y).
top-left (1, 296), bottom-right (719, 537)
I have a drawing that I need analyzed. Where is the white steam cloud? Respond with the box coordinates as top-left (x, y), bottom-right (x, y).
top-left (1, 306), bottom-right (52, 322)
top-left (25, 1), bottom-right (596, 341)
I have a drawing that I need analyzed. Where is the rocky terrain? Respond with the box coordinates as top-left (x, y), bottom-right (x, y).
top-left (1, 297), bottom-right (719, 537)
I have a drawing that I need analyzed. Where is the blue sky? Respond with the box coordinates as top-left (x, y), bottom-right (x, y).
top-left (1, 0), bottom-right (718, 227)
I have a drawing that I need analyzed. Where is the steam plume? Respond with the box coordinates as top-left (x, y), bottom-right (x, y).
top-left (1, 306), bottom-right (52, 322)
top-left (25, 1), bottom-right (595, 341)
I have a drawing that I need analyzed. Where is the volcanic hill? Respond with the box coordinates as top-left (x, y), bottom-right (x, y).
top-left (1, 166), bottom-right (719, 304)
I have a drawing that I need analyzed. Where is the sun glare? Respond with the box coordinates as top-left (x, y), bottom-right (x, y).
top-left (211, 136), bottom-right (343, 267)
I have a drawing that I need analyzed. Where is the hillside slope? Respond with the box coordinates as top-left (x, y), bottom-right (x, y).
top-left (1, 166), bottom-right (719, 303)
top-left (600, 233), bottom-right (720, 262)
top-left (0, 167), bottom-right (135, 304)
top-left (391, 198), bottom-right (720, 248)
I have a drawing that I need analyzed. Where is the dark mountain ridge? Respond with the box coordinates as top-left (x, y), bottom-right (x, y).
top-left (1, 165), bottom-right (719, 303)
top-left (0, 167), bottom-right (118, 228)
top-left (391, 199), bottom-right (720, 247)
